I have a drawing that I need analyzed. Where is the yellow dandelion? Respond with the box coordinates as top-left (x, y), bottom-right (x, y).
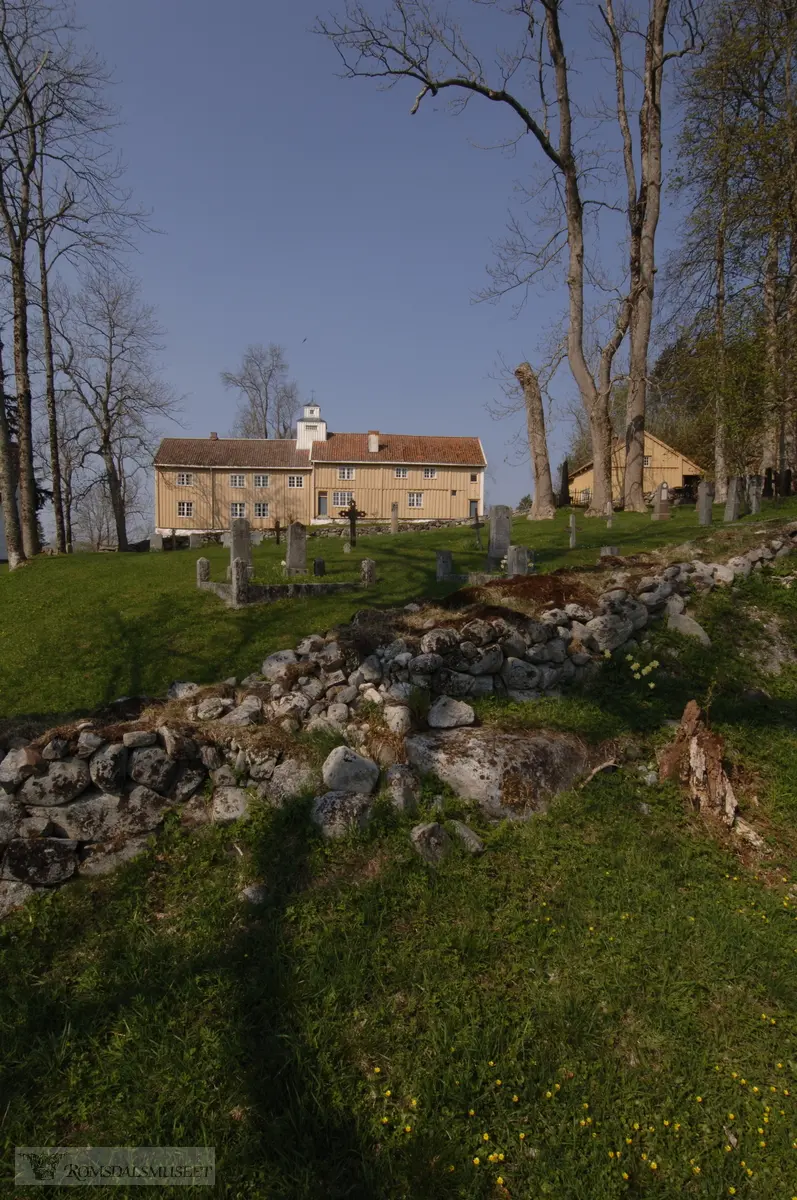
top-left (650, 1162), bottom-right (658, 1170)
top-left (381, 1117), bottom-right (388, 1125)
top-left (696, 1096), bottom-right (703, 1103)
top-left (513, 1095), bottom-right (519, 1103)
top-left (729, 1189), bottom-right (736, 1196)
top-left (384, 1089), bottom-right (391, 1097)
top-left (473, 1157), bottom-right (480, 1166)
top-left (674, 1123), bottom-right (681, 1131)
top-left (759, 1140), bottom-right (766, 1147)
top-left (555, 1083), bottom-right (561, 1091)
top-left (495, 1079), bottom-right (502, 1086)
top-left (497, 1178), bottom-right (504, 1187)
top-left (489, 1061), bottom-right (494, 1067)
top-left (622, 1172), bottom-right (629, 1180)
top-left (488, 1154), bottom-right (496, 1164)
top-left (410, 1098), bottom-right (417, 1108)
top-left (663, 1119), bottom-right (670, 1126)
top-left (583, 1103), bottom-right (589, 1109)
top-left (545, 1091), bottom-right (552, 1099)
top-left (404, 1125), bottom-right (411, 1134)
top-left (693, 1166), bottom-right (701, 1174)
top-left (483, 1133), bottom-right (490, 1142)
top-left (724, 1144), bottom-right (732, 1152)
top-left (519, 1133), bottom-right (525, 1141)
top-left (641, 1153), bottom-right (648, 1161)
top-left (579, 1119), bottom-right (586, 1127)
top-left (633, 1122), bottom-right (640, 1130)
top-left (753, 1086), bottom-right (759, 1094)
top-left (604, 649), bottom-right (612, 659)
top-left (498, 1153), bottom-right (504, 1162)
top-left (777, 1062), bottom-right (783, 1069)
top-left (626, 1138), bottom-right (632, 1144)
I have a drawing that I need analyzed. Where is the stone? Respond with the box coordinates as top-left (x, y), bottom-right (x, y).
top-left (501, 657), bottom-right (540, 691)
top-left (297, 634), bottom-right (325, 655)
top-left (664, 594), bottom-right (685, 617)
top-left (248, 756), bottom-right (277, 782)
top-left (651, 481), bottom-right (670, 520)
top-left (667, 613), bottom-right (711, 646)
top-left (697, 480), bottom-right (714, 525)
top-left (199, 744), bottom-right (225, 771)
top-left (361, 558), bottom-right (377, 586)
top-left (327, 702), bottom-right (350, 725)
top-left (48, 785), bottom-right (167, 841)
top-left (128, 746), bottom-right (178, 795)
top-left (172, 764), bottom-right (207, 802)
top-left (384, 764), bottom-right (419, 813)
top-left (427, 696), bottom-right (475, 729)
top-left (763, 468), bottom-right (774, 498)
top-left (149, 533), bottom-right (164, 552)
top-left (262, 649), bottom-right (299, 681)
top-left (469, 644), bottom-right (503, 675)
top-left (409, 652), bottom-right (445, 676)
top-left (79, 835), bottom-right (152, 877)
top-left (262, 758), bottom-right (316, 802)
top-left (239, 882), bottom-right (268, 904)
top-left (196, 557), bottom-right (211, 584)
top-left (75, 731), bottom-right (104, 759)
top-left (1, 838), bottom-right (77, 886)
top-left (322, 746), bottom-right (380, 794)
top-left (0, 799), bottom-right (21, 845)
top-left (313, 558), bottom-right (326, 576)
top-left (219, 699), bottom-right (263, 726)
top-left (0, 879), bottom-right (35, 918)
top-left (436, 549), bottom-right (454, 581)
top-left (487, 505), bottom-right (512, 568)
top-left (420, 627), bottom-right (459, 656)
top-left (158, 726), bottom-right (196, 760)
top-left (231, 516), bottom-right (252, 569)
top-left (384, 706), bottom-right (412, 735)
top-left (410, 822), bottom-right (452, 865)
top-left (637, 581), bottom-right (673, 608)
top-left (230, 556), bottom-right (250, 606)
top-left (506, 545), bottom-right (529, 576)
top-left (89, 744), bottom-right (128, 794)
top-left (359, 654), bottom-right (383, 683)
top-left (211, 787), bottom-right (251, 824)
top-left (167, 681), bottom-right (202, 701)
top-left (196, 696), bottom-right (230, 720)
top-left (17, 758), bottom-right (91, 807)
top-left (0, 746), bottom-right (42, 791)
top-left (460, 619), bottom-right (493, 646)
top-left (343, 541), bottom-right (352, 554)
top-left (311, 791), bottom-right (372, 839)
top-left (285, 521), bottom-right (308, 575)
top-left (41, 737), bottom-right (68, 762)
top-left (391, 501), bottom-right (399, 534)
top-left (123, 730), bottom-right (157, 749)
top-left (600, 546), bottom-right (619, 558)
top-left (724, 476), bottom-right (743, 522)
top-left (405, 728), bottom-right (591, 820)
top-left (212, 765), bottom-right (237, 787)
top-left (449, 819), bottom-right (485, 855)
top-left (713, 563), bottom-right (735, 585)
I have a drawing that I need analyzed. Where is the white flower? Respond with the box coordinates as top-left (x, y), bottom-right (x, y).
top-left (280, 559), bottom-right (286, 566)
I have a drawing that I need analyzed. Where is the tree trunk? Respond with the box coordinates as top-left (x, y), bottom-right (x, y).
top-left (514, 362), bottom-right (556, 519)
top-left (587, 405), bottom-right (614, 517)
top-left (0, 331), bottom-right (24, 569)
top-left (10, 254), bottom-right (39, 556)
top-left (714, 198), bottom-right (728, 502)
top-left (101, 445), bottom-right (128, 550)
top-left (37, 233), bottom-right (66, 553)
top-left (762, 233), bottom-right (780, 473)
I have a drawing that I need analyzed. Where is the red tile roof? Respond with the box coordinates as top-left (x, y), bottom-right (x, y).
top-left (310, 433), bottom-right (486, 466)
top-left (154, 439), bottom-right (311, 469)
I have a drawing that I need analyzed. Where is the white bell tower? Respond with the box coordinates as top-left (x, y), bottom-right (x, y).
top-left (296, 402), bottom-right (327, 451)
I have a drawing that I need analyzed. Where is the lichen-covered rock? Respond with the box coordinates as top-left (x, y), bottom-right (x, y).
top-left (261, 649), bottom-right (298, 680)
top-left (667, 613), bottom-right (711, 646)
top-left (0, 878), bottom-right (35, 918)
top-left (468, 644), bottom-right (503, 675)
top-left (0, 746), bottom-right (42, 791)
top-left (449, 819), bottom-right (485, 855)
top-left (420, 627), bottom-right (460, 656)
top-left (199, 744), bottom-right (224, 771)
top-left (196, 696), bottom-right (233, 720)
top-left (211, 787), bottom-right (251, 824)
top-left (41, 737), bottom-right (68, 762)
top-left (384, 706), bottom-right (412, 735)
top-left (219, 697), bottom-right (263, 726)
top-left (581, 614), bottom-right (634, 652)
top-left (168, 681), bottom-right (202, 700)
top-left (172, 764), bottom-right (207, 802)
top-left (261, 759), bottom-right (316, 803)
top-left (408, 653), bottom-right (444, 675)
top-left (500, 658), bottom-right (540, 691)
top-left (0, 799), bottom-right (22, 845)
top-left (459, 619), bottom-right (494, 646)
top-left (359, 654), bottom-right (383, 683)
top-left (76, 730), bottom-right (105, 758)
top-left (48, 785), bottom-right (168, 842)
top-left (158, 726), bottom-right (197, 760)
top-left (410, 822), bottom-right (452, 865)
top-left (384, 764), bottom-right (419, 813)
top-left (427, 696), bottom-right (475, 729)
top-left (1, 838), bottom-right (77, 886)
top-left (565, 603), bottom-right (593, 622)
top-left (311, 791), bottom-right (372, 839)
top-left (322, 746), bottom-right (380, 794)
top-left (123, 730), bottom-right (157, 749)
top-left (89, 743), bottom-right (128, 794)
top-left (17, 758), bottom-right (91, 807)
top-left (128, 746), bottom-right (178, 795)
top-left (78, 835), bottom-right (152, 877)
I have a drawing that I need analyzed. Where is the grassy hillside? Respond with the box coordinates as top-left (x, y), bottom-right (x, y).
top-left (3, 500), bottom-right (797, 725)
top-left (2, 566), bottom-right (797, 1198)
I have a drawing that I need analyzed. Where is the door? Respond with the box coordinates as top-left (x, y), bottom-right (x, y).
top-left (318, 492), bottom-right (328, 517)
top-left (469, 499), bottom-right (478, 519)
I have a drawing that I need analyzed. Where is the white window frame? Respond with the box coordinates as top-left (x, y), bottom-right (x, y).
top-left (177, 501), bottom-right (193, 518)
top-left (230, 502), bottom-right (246, 519)
top-left (254, 501), bottom-right (269, 518)
top-left (254, 474), bottom-right (270, 488)
top-left (176, 472), bottom-right (194, 487)
top-left (395, 467), bottom-right (408, 479)
top-left (423, 467), bottom-right (437, 479)
top-left (333, 490), bottom-right (354, 508)
top-left (338, 466), bottom-right (356, 481)
top-left (408, 492), bottom-right (424, 509)
top-left (470, 473), bottom-right (478, 483)
top-left (643, 455), bottom-right (651, 468)
top-left (230, 474), bottom-right (245, 489)
top-left (288, 475), bottom-right (304, 489)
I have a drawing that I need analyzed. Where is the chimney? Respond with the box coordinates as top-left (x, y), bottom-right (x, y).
top-left (209, 432), bottom-right (218, 440)
top-left (367, 430), bottom-right (379, 454)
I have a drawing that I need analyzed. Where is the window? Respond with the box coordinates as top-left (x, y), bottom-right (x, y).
top-left (579, 488), bottom-right (591, 505)
top-left (230, 474), bottom-right (245, 488)
top-left (470, 473), bottom-right (478, 483)
top-left (254, 502), bottom-right (269, 518)
top-left (451, 490), bottom-right (457, 496)
top-left (288, 475), bottom-right (304, 488)
top-left (408, 492), bottom-right (424, 508)
top-left (643, 455), bottom-right (651, 468)
top-left (230, 502), bottom-right (246, 519)
top-left (333, 490), bottom-right (354, 508)
top-left (395, 467), bottom-right (408, 479)
top-left (423, 467), bottom-right (437, 479)
top-left (254, 474), bottom-right (270, 488)
top-left (177, 501), bottom-right (193, 518)
top-left (304, 423), bottom-right (318, 433)
top-left (176, 472), bottom-right (194, 487)
top-left (338, 466), bottom-right (356, 480)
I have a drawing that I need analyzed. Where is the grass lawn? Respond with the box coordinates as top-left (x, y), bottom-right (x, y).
top-left (3, 499), bottom-right (797, 725)
top-left (2, 567), bottom-right (797, 1197)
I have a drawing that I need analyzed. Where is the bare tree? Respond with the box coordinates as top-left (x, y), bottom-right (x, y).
top-left (514, 362), bottom-right (556, 518)
top-left (222, 343), bottom-right (300, 439)
top-left (0, 325), bottom-right (21, 564)
top-left (54, 268), bottom-right (176, 550)
top-left (317, 0), bottom-right (635, 515)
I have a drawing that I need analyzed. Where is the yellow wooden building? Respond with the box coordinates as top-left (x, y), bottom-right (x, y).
top-left (568, 432), bottom-right (703, 507)
top-left (153, 404), bottom-right (487, 534)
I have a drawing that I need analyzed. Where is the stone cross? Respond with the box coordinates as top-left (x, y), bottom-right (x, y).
top-left (487, 505), bottom-right (512, 569)
top-left (697, 480), bottom-right (715, 526)
top-left (231, 518), bottom-right (252, 572)
top-left (284, 521), bottom-right (307, 576)
top-left (569, 512), bottom-right (577, 549)
top-left (724, 476), bottom-right (743, 522)
top-left (196, 557), bottom-right (210, 585)
top-left (506, 545), bottom-right (529, 576)
top-left (313, 558), bottom-right (326, 576)
top-left (763, 467), bottom-right (774, 498)
top-left (390, 502), bottom-right (399, 535)
top-left (651, 481), bottom-right (670, 521)
top-left (558, 459), bottom-right (571, 508)
top-left (747, 474), bottom-right (763, 516)
top-left (230, 557), bottom-right (249, 608)
top-left (436, 550), bottom-right (454, 581)
top-left (360, 558), bottom-right (377, 586)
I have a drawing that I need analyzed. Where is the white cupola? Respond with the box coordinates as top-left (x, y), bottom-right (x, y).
top-left (296, 402), bottom-right (327, 451)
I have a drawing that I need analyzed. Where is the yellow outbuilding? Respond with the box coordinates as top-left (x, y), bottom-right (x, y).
top-left (568, 432), bottom-right (703, 506)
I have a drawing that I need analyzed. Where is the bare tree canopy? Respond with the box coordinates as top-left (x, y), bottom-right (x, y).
top-left (221, 343), bottom-right (300, 440)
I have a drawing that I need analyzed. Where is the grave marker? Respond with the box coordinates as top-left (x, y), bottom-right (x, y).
top-left (569, 512), bottom-right (577, 549)
top-left (697, 480), bottom-right (714, 526)
top-left (487, 505), bottom-right (512, 569)
top-left (361, 558), bottom-right (377, 586)
top-left (189, 533), bottom-right (203, 549)
top-left (313, 558), bottom-right (326, 576)
top-left (231, 518), bottom-right (252, 570)
top-left (747, 474), bottom-right (763, 515)
top-left (506, 545), bottom-right (529, 576)
top-left (763, 467), bottom-right (774, 498)
top-left (196, 557), bottom-right (210, 584)
top-left (651, 481), bottom-right (670, 521)
top-left (391, 502), bottom-right (399, 535)
top-left (150, 534), bottom-right (164, 552)
top-left (285, 521), bottom-right (307, 576)
top-left (436, 550), bottom-right (454, 581)
top-left (724, 476), bottom-right (743, 522)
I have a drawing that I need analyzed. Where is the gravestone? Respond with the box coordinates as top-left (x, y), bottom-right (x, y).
top-left (231, 518), bottom-right (252, 571)
top-left (342, 542), bottom-right (352, 554)
top-left (747, 474), bottom-right (763, 515)
top-left (487, 505), bottom-right (512, 569)
top-left (506, 545), bottom-right (529, 577)
top-left (436, 550), bottom-right (454, 581)
top-left (605, 500), bottom-right (613, 529)
top-left (196, 557), bottom-right (210, 585)
top-left (724, 476), bottom-right (743, 522)
top-left (250, 531), bottom-right (264, 547)
top-left (569, 512), bottom-right (577, 549)
top-left (313, 558), bottom-right (326, 577)
top-left (285, 521), bottom-right (307, 576)
top-left (697, 480), bottom-right (715, 526)
top-left (221, 531), bottom-right (232, 550)
top-left (472, 511), bottom-right (483, 550)
top-left (558, 459), bottom-right (571, 508)
top-left (189, 533), bottom-right (203, 549)
top-left (391, 502), bottom-right (399, 535)
top-left (600, 546), bottom-right (619, 558)
top-left (150, 534), bottom-right (164, 552)
top-left (763, 468), bottom-right (774, 498)
top-left (230, 557), bottom-right (249, 608)
top-left (361, 558), bottom-right (377, 586)
top-left (651, 481), bottom-right (670, 521)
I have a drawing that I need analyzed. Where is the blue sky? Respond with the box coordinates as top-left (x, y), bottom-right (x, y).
top-left (72, 0), bottom-right (686, 507)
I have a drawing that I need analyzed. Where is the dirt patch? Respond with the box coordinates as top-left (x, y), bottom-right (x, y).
top-left (740, 608), bottom-right (797, 675)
